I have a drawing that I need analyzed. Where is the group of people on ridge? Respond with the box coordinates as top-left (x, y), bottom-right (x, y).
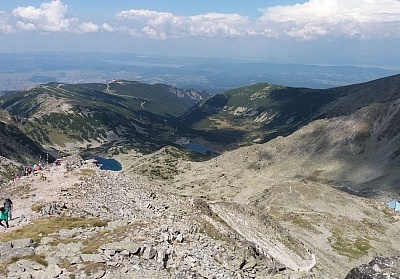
top-left (0, 198), bottom-right (13, 230)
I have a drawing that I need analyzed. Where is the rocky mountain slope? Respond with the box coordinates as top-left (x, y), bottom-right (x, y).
top-left (114, 74), bottom-right (400, 277)
top-left (0, 156), bottom-right (318, 278)
top-left (2, 151), bottom-right (400, 278)
top-left (118, 113), bottom-right (400, 277)
top-left (0, 74), bottom-right (400, 278)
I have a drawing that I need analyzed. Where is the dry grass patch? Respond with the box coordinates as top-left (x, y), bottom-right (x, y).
top-left (31, 203), bottom-right (44, 213)
top-left (79, 169), bottom-right (96, 176)
top-left (282, 213), bottom-right (321, 234)
top-left (57, 258), bottom-right (76, 273)
top-left (328, 229), bottom-right (373, 259)
top-left (0, 217), bottom-right (108, 243)
top-left (81, 221), bottom-right (146, 254)
top-left (3, 183), bottom-right (36, 199)
top-left (200, 221), bottom-right (230, 242)
top-left (306, 170), bottom-right (333, 184)
top-left (80, 262), bottom-right (105, 276)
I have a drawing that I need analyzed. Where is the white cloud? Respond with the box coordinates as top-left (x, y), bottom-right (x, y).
top-left (0, 12), bottom-right (14, 33)
top-left (115, 9), bottom-right (253, 39)
top-left (2, 0), bottom-right (400, 41)
top-left (115, 1), bottom-right (400, 40)
top-left (12, 0), bottom-right (72, 32)
top-left (259, 0), bottom-right (400, 40)
top-left (16, 21), bottom-right (36, 31)
top-left (101, 23), bottom-right (114, 32)
top-left (79, 22), bottom-right (99, 33)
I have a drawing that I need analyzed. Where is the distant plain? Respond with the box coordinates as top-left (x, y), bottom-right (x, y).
top-left (0, 52), bottom-right (397, 93)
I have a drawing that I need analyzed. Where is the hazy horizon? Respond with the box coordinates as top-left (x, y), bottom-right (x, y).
top-left (0, 51), bottom-right (397, 94)
top-left (1, 1), bottom-right (399, 69)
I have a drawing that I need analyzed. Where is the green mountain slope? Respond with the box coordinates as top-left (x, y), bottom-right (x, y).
top-left (179, 74), bottom-right (400, 146)
top-left (0, 109), bottom-right (46, 182)
top-left (1, 74), bottom-right (399, 174)
top-left (0, 80), bottom-right (210, 151)
top-left (179, 83), bottom-right (335, 144)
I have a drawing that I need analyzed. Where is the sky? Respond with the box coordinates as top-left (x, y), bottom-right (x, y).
top-left (0, 0), bottom-right (400, 67)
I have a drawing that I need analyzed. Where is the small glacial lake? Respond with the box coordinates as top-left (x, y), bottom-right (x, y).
top-left (184, 143), bottom-right (214, 153)
top-left (94, 156), bottom-right (122, 171)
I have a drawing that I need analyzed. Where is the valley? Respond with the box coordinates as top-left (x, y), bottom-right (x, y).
top-left (0, 74), bottom-right (400, 278)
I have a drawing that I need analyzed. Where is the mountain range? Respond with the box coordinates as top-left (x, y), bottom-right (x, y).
top-left (1, 74), bottom-right (400, 196)
top-left (0, 73), bottom-right (400, 277)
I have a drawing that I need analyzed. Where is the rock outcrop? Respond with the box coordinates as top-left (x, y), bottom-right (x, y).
top-left (345, 256), bottom-right (400, 279)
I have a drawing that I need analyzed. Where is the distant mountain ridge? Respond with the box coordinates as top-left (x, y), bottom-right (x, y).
top-left (1, 74), bottom-right (400, 188)
top-left (180, 74), bottom-right (400, 145)
top-left (0, 80), bottom-right (210, 157)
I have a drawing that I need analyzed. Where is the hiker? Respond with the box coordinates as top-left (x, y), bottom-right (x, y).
top-left (4, 198), bottom-right (13, 220)
top-left (0, 207), bottom-right (9, 229)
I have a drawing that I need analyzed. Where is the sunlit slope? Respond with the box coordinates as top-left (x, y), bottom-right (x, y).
top-left (0, 80), bottom-right (209, 149)
top-left (179, 83), bottom-right (335, 144)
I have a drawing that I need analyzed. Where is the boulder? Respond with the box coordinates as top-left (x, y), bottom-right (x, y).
top-left (11, 238), bottom-right (34, 248)
top-left (80, 253), bottom-right (106, 263)
top-left (59, 229), bottom-right (79, 239)
top-left (345, 256), bottom-right (400, 279)
top-left (143, 246), bottom-right (157, 260)
top-left (0, 247), bottom-right (35, 262)
top-left (100, 242), bottom-right (140, 255)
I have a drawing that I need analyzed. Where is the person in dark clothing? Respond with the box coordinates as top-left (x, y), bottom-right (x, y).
top-left (3, 198), bottom-right (13, 220)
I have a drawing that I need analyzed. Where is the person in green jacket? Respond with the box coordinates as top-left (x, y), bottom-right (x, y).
top-left (0, 207), bottom-right (9, 229)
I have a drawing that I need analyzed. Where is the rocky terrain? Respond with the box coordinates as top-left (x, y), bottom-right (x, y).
top-left (114, 86), bottom-right (400, 278)
top-left (0, 156), bottom-right (324, 279)
top-left (1, 75), bottom-right (400, 278)
top-left (2, 147), bottom-right (400, 279)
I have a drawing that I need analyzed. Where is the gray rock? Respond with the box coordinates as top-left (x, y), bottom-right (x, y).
top-left (104, 249), bottom-right (116, 257)
top-left (345, 256), bottom-right (400, 279)
top-left (39, 237), bottom-right (55, 245)
top-left (59, 229), bottom-right (79, 239)
top-left (175, 233), bottom-right (184, 243)
top-left (106, 261), bottom-right (119, 267)
top-left (90, 269), bottom-right (106, 279)
top-left (54, 242), bottom-right (83, 258)
top-left (157, 248), bottom-right (168, 263)
top-left (0, 247), bottom-right (35, 262)
top-left (100, 242), bottom-right (140, 255)
top-left (227, 257), bottom-right (246, 271)
top-left (120, 249), bottom-right (130, 257)
top-left (11, 238), bottom-right (34, 248)
top-left (10, 272), bottom-right (33, 279)
top-left (143, 246), bottom-right (157, 260)
top-left (80, 253), bottom-right (106, 263)
top-left (7, 259), bottom-right (45, 274)
top-left (242, 259), bottom-right (258, 270)
top-left (70, 256), bottom-right (83, 265)
top-left (44, 264), bottom-right (62, 278)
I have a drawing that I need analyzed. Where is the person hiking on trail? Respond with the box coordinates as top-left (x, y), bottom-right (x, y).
top-left (3, 198), bottom-right (13, 220)
top-left (0, 207), bottom-right (9, 229)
